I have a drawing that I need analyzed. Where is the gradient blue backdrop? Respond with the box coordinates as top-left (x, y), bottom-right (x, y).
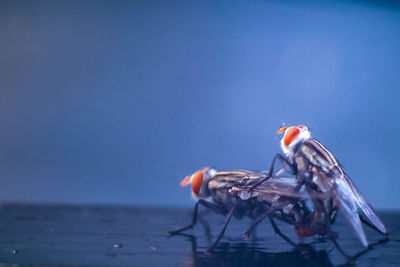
top-left (0, 0), bottom-right (399, 209)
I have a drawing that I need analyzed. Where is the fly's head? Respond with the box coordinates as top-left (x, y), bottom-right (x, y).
top-left (277, 124), bottom-right (311, 156)
top-left (180, 166), bottom-right (216, 199)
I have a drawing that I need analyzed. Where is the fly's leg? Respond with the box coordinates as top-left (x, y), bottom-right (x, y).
top-left (249, 154), bottom-right (297, 191)
top-left (243, 213), bottom-right (270, 239)
top-left (269, 217), bottom-right (297, 247)
top-left (207, 206), bottom-right (236, 252)
top-left (323, 205), bottom-right (355, 264)
top-left (242, 208), bottom-right (278, 239)
top-left (166, 199), bottom-right (225, 236)
top-left (166, 201), bottom-right (200, 236)
top-left (270, 217), bottom-right (317, 256)
top-left (328, 200), bottom-right (338, 224)
top-left (267, 154), bottom-right (297, 177)
top-left (329, 235), bottom-right (355, 264)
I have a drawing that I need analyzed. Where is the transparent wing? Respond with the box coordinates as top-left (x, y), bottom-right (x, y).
top-left (342, 174), bottom-right (387, 234)
top-left (231, 176), bottom-right (328, 200)
top-left (334, 176), bottom-right (368, 247)
top-left (215, 169), bottom-right (255, 176)
top-left (305, 139), bottom-right (387, 244)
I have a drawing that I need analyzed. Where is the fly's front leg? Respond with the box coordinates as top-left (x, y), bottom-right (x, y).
top-left (268, 153), bottom-right (297, 176)
top-left (249, 154), bottom-right (297, 191)
top-left (166, 199), bottom-right (225, 236)
top-left (207, 206), bottom-right (236, 252)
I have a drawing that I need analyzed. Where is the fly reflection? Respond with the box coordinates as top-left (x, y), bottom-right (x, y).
top-left (179, 233), bottom-right (334, 267)
top-left (177, 231), bottom-right (390, 267)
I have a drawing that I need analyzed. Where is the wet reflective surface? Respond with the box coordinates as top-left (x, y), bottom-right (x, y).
top-left (0, 203), bottom-right (398, 266)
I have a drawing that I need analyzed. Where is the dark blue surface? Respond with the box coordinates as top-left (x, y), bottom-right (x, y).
top-left (0, 203), bottom-right (397, 266)
top-left (0, 1), bottom-right (399, 209)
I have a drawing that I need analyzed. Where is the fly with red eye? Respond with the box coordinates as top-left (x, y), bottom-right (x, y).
top-left (167, 168), bottom-right (324, 253)
top-left (248, 124), bottom-right (388, 261)
top-left (169, 165), bottom-right (387, 263)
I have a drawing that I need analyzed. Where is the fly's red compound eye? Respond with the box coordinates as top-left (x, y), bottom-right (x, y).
top-left (283, 127), bottom-right (300, 146)
top-left (191, 171), bottom-right (204, 195)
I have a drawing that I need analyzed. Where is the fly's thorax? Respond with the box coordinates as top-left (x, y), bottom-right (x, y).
top-left (295, 140), bottom-right (342, 192)
top-left (299, 140), bottom-right (342, 175)
top-left (293, 149), bottom-right (308, 174)
top-left (207, 178), bottom-right (239, 206)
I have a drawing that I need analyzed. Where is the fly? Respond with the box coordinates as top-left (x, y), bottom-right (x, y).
top-left (249, 125), bottom-right (388, 254)
top-left (167, 167), bottom-right (325, 253)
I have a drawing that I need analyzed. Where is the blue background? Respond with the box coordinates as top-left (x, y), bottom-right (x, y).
top-left (0, 0), bottom-right (399, 210)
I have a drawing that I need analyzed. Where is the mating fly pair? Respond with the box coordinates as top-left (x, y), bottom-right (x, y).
top-left (167, 125), bottom-right (388, 262)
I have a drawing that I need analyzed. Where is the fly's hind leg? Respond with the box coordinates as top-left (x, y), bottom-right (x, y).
top-left (329, 234), bottom-right (356, 264)
top-left (269, 217), bottom-right (297, 247)
top-left (166, 199), bottom-right (225, 236)
top-left (269, 218), bottom-right (318, 257)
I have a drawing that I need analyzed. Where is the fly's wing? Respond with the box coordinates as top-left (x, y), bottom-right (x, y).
top-left (342, 174), bottom-right (387, 234)
top-left (304, 140), bottom-right (387, 245)
top-left (231, 176), bottom-right (328, 200)
top-left (213, 170), bottom-right (264, 185)
top-left (214, 169), bottom-right (256, 178)
top-left (334, 176), bottom-right (368, 247)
